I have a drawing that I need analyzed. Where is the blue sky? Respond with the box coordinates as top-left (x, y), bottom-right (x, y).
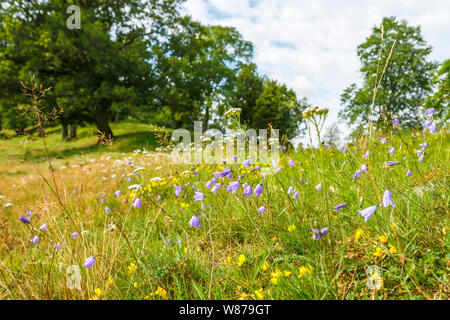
top-left (183, 0), bottom-right (449, 141)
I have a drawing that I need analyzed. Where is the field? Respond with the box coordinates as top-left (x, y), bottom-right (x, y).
top-left (0, 122), bottom-right (448, 300)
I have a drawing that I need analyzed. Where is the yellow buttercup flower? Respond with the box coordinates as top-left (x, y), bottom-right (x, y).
top-left (237, 254), bottom-right (246, 267)
top-left (155, 287), bottom-right (167, 299)
top-left (283, 270), bottom-right (292, 277)
top-left (261, 261), bottom-right (269, 271)
top-left (298, 265), bottom-right (313, 278)
top-left (94, 288), bottom-right (102, 297)
top-left (389, 244), bottom-right (397, 254)
top-left (378, 235), bottom-right (388, 244)
top-left (128, 263), bottom-right (138, 274)
top-left (354, 228), bottom-right (365, 243)
top-left (270, 268), bottom-right (283, 285)
top-left (254, 288), bottom-right (265, 300)
top-left (372, 247), bottom-right (384, 257)
top-left (288, 224), bottom-right (296, 232)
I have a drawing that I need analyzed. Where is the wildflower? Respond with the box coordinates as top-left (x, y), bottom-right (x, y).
top-left (31, 235), bottom-right (39, 244)
top-left (253, 183), bottom-right (263, 197)
top-left (379, 137), bottom-right (387, 144)
top-left (298, 265), bottom-right (313, 278)
top-left (174, 185), bottom-right (183, 197)
top-left (156, 195), bottom-right (161, 201)
top-left (193, 192), bottom-right (205, 201)
top-left (415, 149), bottom-right (423, 157)
top-left (128, 263), bottom-right (138, 274)
top-left (105, 207), bottom-right (111, 215)
top-left (210, 183), bottom-right (222, 194)
top-left (385, 161), bottom-right (400, 166)
top-left (389, 244), bottom-right (397, 254)
top-left (388, 147), bottom-right (395, 155)
top-left (378, 235), bottom-right (388, 244)
top-left (261, 261), bottom-right (269, 271)
top-left (312, 228), bottom-right (329, 240)
top-left (419, 143), bottom-right (428, 149)
top-left (418, 153), bottom-right (424, 162)
top-left (39, 223), bottom-right (47, 231)
top-left (72, 232), bottom-right (79, 238)
top-left (353, 169), bottom-right (361, 179)
top-left (114, 190), bottom-right (121, 197)
top-left (359, 205), bottom-right (377, 222)
top-left (406, 169), bottom-right (412, 177)
top-left (254, 288), bottom-right (265, 300)
top-left (382, 189), bottom-right (395, 207)
top-left (270, 269), bottom-right (283, 285)
top-left (218, 168), bottom-right (232, 178)
top-left (243, 185), bottom-right (252, 198)
top-left (364, 150), bottom-right (370, 159)
top-left (354, 228), bottom-right (364, 243)
top-left (288, 224), bottom-right (296, 232)
top-left (338, 146), bottom-right (345, 154)
top-left (283, 270), bottom-right (292, 277)
top-left (53, 243), bottom-right (62, 250)
top-left (372, 247), bottom-right (384, 257)
top-left (257, 206), bottom-right (266, 216)
top-left (425, 108), bottom-right (435, 117)
top-left (315, 183), bottom-right (321, 191)
top-left (206, 180), bottom-right (213, 189)
top-left (19, 216), bottom-right (30, 224)
top-left (237, 254), bottom-right (246, 267)
top-left (132, 198), bottom-right (142, 209)
top-left (107, 276), bottom-right (114, 286)
top-left (155, 287), bottom-right (167, 299)
top-left (83, 256), bottom-right (96, 269)
top-left (287, 186), bottom-right (294, 194)
top-left (189, 215), bottom-right (201, 228)
top-left (425, 120), bottom-right (437, 133)
top-left (288, 159), bottom-right (295, 167)
top-left (293, 191), bottom-right (299, 199)
top-left (334, 204), bottom-right (347, 211)
top-left (361, 163), bottom-right (367, 173)
top-left (226, 181), bottom-right (240, 193)
top-left (242, 159), bottom-right (251, 167)
top-left (393, 119), bottom-right (399, 126)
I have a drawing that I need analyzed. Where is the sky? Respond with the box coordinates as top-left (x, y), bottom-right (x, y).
top-left (183, 0), bottom-right (449, 143)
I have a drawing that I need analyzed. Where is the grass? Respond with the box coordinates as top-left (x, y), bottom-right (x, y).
top-left (0, 121), bottom-right (448, 300)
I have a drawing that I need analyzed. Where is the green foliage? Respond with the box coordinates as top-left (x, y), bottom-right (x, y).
top-left (424, 59), bottom-right (450, 122)
top-left (339, 17), bottom-right (438, 129)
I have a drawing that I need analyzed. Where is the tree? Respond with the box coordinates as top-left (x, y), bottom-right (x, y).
top-left (0, 0), bottom-right (185, 141)
top-left (253, 79), bottom-right (307, 137)
top-left (424, 59), bottom-right (449, 122)
top-left (339, 17), bottom-right (438, 129)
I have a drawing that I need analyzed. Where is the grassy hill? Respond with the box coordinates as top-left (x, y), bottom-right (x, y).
top-left (0, 123), bottom-right (448, 300)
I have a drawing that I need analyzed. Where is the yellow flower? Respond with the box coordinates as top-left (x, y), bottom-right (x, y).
top-left (288, 224), bottom-right (296, 232)
top-left (298, 265), bottom-right (313, 278)
top-left (261, 261), bottom-right (269, 271)
top-left (94, 288), bottom-right (102, 297)
top-left (354, 228), bottom-right (365, 243)
top-left (389, 244), bottom-right (397, 254)
top-left (106, 276), bottom-right (114, 286)
top-left (128, 263), bottom-right (138, 274)
top-left (237, 254), bottom-right (246, 267)
top-left (283, 270), bottom-right (292, 277)
top-left (270, 268), bottom-right (283, 285)
top-left (155, 287), bottom-right (167, 299)
top-left (271, 236), bottom-right (277, 242)
top-left (378, 235), bottom-right (388, 244)
top-left (180, 202), bottom-right (190, 208)
top-left (372, 247), bottom-right (384, 257)
top-left (225, 256), bottom-right (232, 264)
top-left (254, 288), bottom-right (265, 300)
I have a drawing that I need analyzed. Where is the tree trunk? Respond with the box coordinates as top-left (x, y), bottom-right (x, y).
top-left (95, 110), bottom-right (113, 143)
top-left (62, 123), bottom-right (68, 140)
top-left (69, 124), bottom-right (77, 140)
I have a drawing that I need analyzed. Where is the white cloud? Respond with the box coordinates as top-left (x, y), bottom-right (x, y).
top-left (184, 0), bottom-right (450, 138)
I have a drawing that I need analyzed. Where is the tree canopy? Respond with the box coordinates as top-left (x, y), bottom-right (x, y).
top-left (339, 17), bottom-right (438, 130)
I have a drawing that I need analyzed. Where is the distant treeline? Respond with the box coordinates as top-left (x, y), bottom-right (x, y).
top-left (0, 2), bottom-right (448, 142)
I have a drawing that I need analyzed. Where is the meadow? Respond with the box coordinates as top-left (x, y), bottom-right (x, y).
top-left (0, 119), bottom-right (448, 300)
